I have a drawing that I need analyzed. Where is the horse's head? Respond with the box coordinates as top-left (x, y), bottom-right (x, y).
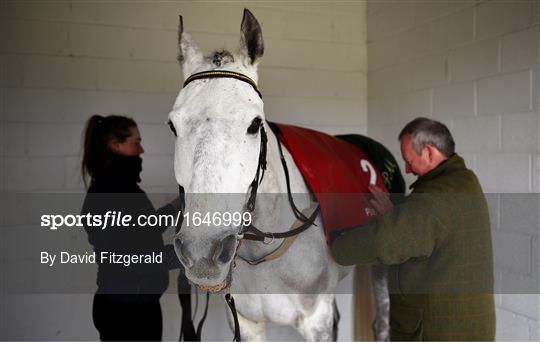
top-left (168, 9), bottom-right (265, 291)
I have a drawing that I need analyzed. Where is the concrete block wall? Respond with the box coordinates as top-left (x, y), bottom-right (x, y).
top-left (1, 1), bottom-right (368, 193)
top-left (367, 0), bottom-right (539, 340)
top-left (1, 1), bottom-right (366, 341)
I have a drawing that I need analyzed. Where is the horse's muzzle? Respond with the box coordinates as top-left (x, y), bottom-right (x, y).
top-left (173, 232), bottom-right (238, 290)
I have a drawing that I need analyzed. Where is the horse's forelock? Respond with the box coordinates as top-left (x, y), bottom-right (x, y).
top-left (208, 50), bottom-right (235, 67)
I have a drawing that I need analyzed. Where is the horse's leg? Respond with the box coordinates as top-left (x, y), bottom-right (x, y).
top-left (236, 314), bottom-right (266, 341)
top-left (371, 264), bottom-right (390, 341)
top-left (295, 294), bottom-right (336, 341)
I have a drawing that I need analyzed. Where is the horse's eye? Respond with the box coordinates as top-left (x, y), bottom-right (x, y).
top-left (168, 120), bottom-right (177, 137)
top-left (247, 117), bottom-right (262, 135)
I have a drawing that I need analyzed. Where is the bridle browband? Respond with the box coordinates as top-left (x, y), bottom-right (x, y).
top-left (183, 70), bottom-right (263, 99)
top-left (179, 70), bottom-right (320, 342)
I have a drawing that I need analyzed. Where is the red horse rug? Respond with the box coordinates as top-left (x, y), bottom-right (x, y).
top-left (271, 123), bottom-right (391, 243)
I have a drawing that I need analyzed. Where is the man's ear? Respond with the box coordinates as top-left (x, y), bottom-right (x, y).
top-left (426, 144), bottom-right (445, 165)
top-left (426, 145), bottom-right (433, 160)
top-left (423, 145), bottom-right (436, 165)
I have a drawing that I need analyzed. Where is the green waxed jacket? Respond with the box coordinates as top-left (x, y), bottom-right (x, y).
top-left (331, 154), bottom-right (496, 341)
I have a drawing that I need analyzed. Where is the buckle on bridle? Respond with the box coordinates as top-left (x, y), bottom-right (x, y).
top-left (263, 234), bottom-right (275, 245)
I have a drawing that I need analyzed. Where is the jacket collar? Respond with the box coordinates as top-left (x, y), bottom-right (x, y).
top-left (410, 153), bottom-right (464, 189)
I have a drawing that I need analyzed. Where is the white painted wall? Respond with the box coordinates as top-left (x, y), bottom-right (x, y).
top-left (366, 0), bottom-right (539, 341)
top-left (0, 1), bottom-right (366, 341)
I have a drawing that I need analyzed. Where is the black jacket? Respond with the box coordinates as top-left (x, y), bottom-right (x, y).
top-left (81, 155), bottom-right (178, 296)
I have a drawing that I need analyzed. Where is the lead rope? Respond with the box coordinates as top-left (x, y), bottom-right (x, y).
top-left (178, 275), bottom-right (196, 341)
top-left (195, 292), bottom-right (210, 341)
top-left (225, 292), bottom-right (242, 341)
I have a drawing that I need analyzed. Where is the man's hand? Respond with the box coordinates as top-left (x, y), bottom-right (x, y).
top-left (368, 185), bottom-right (393, 215)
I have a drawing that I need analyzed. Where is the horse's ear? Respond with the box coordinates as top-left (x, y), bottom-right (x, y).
top-left (239, 9), bottom-right (264, 65)
top-left (178, 15), bottom-right (203, 78)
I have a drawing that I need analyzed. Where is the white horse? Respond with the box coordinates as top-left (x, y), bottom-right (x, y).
top-left (169, 9), bottom-right (388, 341)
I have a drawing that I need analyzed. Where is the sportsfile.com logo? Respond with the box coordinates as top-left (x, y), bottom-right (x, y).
top-left (40, 211), bottom-right (252, 230)
top-left (40, 211), bottom-right (183, 230)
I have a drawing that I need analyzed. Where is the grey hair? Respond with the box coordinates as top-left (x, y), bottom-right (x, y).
top-left (398, 117), bottom-right (455, 157)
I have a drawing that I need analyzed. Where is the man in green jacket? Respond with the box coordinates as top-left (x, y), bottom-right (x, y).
top-left (331, 117), bottom-right (495, 341)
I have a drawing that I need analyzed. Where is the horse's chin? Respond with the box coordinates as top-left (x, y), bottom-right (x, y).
top-left (189, 264), bottom-right (233, 293)
top-left (196, 273), bottom-right (231, 293)
top-left (197, 279), bottom-right (229, 293)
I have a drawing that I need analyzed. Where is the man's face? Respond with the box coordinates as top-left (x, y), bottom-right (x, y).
top-left (400, 135), bottom-right (431, 176)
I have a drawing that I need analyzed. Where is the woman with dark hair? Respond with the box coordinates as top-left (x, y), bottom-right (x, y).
top-left (81, 114), bottom-right (181, 341)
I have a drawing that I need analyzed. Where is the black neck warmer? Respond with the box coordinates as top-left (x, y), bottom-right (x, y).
top-left (98, 155), bottom-right (143, 184)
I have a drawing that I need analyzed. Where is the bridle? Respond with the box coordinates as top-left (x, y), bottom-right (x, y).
top-left (180, 70), bottom-right (320, 341)
top-left (183, 70), bottom-right (320, 243)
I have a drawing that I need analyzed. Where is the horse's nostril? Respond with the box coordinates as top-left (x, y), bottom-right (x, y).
top-left (174, 237), bottom-right (193, 268)
top-left (173, 237), bottom-right (181, 251)
top-left (215, 234), bottom-right (237, 265)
